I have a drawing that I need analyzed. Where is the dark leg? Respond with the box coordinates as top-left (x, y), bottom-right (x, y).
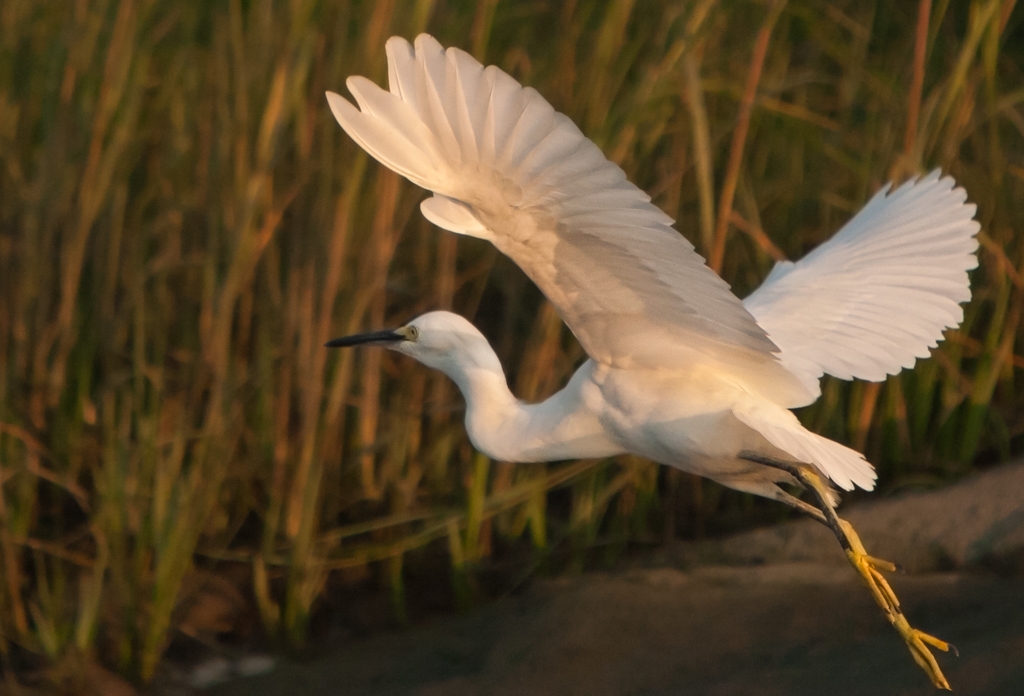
top-left (738, 451), bottom-right (954, 690)
top-left (738, 451), bottom-right (850, 549)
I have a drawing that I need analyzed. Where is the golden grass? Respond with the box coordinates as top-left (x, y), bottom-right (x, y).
top-left (0, 0), bottom-right (1022, 686)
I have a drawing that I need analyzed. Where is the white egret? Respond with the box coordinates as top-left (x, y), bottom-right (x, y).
top-left (325, 34), bottom-right (978, 689)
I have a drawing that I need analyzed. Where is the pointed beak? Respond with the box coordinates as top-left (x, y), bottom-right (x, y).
top-left (325, 328), bottom-right (408, 348)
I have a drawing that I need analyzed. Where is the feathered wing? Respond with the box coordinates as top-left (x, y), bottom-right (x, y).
top-left (327, 34), bottom-right (812, 404)
top-left (744, 171), bottom-right (979, 407)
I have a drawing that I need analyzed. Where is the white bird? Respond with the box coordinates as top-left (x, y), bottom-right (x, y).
top-left (325, 34), bottom-right (979, 689)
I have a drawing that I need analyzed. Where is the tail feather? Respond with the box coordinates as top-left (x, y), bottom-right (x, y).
top-left (734, 403), bottom-right (877, 492)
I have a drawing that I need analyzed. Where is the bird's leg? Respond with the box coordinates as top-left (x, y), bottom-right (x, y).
top-left (738, 451), bottom-right (954, 690)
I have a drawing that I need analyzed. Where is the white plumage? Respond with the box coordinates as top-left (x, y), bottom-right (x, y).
top-left (325, 35), bottom-right (977, 687)
top-left (745, 171), bottom-right (979, 401)
top-left (326, 33), bottom-right (978, 500)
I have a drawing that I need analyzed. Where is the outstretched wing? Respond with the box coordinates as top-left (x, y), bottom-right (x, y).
top-left (327, 34), bottom-right (811, 404)
top-left (743, 171), bottom-right (979, 406)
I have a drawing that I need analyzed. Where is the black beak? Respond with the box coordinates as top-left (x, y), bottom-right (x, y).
top-left (325, 329), bottom-right (406, 348)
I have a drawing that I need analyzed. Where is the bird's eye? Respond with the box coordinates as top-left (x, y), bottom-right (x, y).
top-left (406, 325), bottom-right (419, 341)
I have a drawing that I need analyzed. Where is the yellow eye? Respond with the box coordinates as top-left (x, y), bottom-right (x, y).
top-left (406, 325), bottom-right (419, 340)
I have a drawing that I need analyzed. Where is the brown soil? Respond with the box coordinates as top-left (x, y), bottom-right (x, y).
top-left (202, 464), bottom-right (1024, 696)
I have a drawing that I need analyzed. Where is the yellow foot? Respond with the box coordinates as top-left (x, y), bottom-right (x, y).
top-left (839, 520), bottom-right (954, 690)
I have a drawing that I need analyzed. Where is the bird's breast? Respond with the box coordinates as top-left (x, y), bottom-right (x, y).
top-left (594, 366), bottom-right (765, 463)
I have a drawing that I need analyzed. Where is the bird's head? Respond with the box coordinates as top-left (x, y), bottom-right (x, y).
top-left (326, 310), bottom-right (502, 377)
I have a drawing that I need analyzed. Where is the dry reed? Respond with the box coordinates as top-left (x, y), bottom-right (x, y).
top-left (0, 0), bottom-right (1022, 686)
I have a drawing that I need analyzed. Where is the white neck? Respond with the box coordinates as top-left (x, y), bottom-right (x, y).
top-left (441, 355), bottom-right (624, 463)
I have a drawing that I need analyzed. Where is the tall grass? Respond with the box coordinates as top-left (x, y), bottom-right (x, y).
top-left (0, 0), bottom-right (1022, 686)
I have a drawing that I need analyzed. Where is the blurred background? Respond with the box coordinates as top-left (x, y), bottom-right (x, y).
top-left (1, 0), bottom-right (1022, 690)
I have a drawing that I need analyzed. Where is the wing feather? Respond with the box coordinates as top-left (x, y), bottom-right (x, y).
top-left (328, 34), bottom-right (811, 403)
top-left (744, 171), bottom-right (979, 404)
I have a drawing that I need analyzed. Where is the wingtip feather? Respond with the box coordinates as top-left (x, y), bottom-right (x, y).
top-left (325, 90), bottom-right (356, 126)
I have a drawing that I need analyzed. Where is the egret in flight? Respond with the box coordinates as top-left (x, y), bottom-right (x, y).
top-left (326, 34), bottom-right (978, 689)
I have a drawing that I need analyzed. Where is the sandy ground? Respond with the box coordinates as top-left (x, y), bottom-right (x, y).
top-left (202, 464), bottom-right (1024, 696)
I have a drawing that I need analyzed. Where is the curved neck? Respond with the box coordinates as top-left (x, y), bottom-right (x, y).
top-left (441, 357), bottom-right (623, 463)
top-left (441, 357), bottom-right (519, 455)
